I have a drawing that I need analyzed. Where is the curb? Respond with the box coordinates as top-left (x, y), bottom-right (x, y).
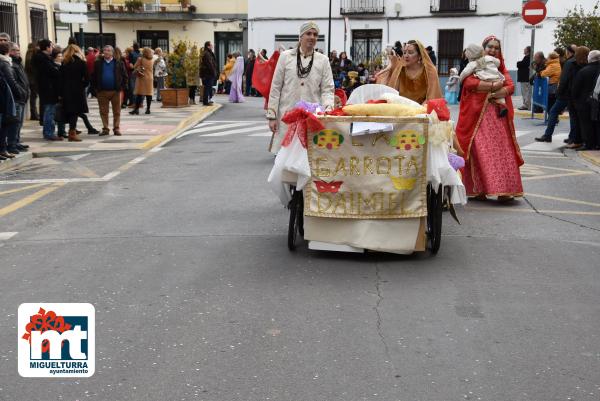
top-left (142, 103), bottom-right (222, 150)
top-left (32, 149), bottom-right (118, 158)
top-left (0, 152), bottom-right (33, 173)
top-left (21, 104), bottom-right (222, 159)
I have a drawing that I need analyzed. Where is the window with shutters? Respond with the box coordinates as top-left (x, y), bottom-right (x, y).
top-left (30, 8), bottom-right (48, 44)
top-left (437, 29), bottom-right (464, 76)
top-left (0, 1), bottom-right (18, 43)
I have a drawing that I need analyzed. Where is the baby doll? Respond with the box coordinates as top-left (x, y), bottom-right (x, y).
top-left (459, 44), bottom-right (507, 117)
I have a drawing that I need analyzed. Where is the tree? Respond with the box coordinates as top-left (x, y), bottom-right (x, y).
top-left (554, 2), bottom-right (600, 49)
top-left (166, 40), bottom-right (187, 89)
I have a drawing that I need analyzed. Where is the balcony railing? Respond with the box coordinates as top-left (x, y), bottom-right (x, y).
top-left (430, 0), bottom-right (477, 13)
top-left (340, 0), bottom-right (385, 15)
top-left (86, 1), bottom-right (196, 20)
top-left (86, 2), bottom-right (195, 13)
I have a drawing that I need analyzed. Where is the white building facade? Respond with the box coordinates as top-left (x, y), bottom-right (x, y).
top-left (248, 0), bottom-right (597, 78)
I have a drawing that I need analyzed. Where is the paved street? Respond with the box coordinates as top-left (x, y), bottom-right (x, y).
top-left (0, 96), bottom-right (599, 401)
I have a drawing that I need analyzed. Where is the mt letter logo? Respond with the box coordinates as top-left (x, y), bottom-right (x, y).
top-left (18, 303), bottom-right (95, 377)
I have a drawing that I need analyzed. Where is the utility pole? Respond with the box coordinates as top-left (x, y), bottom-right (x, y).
top-left (96, 0), bottom-right (104, 47)
top-left (328, 0), bottom-right (332, 56)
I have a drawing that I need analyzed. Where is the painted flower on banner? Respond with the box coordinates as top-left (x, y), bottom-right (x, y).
top-left (389, 130), bottom-right (426, 151)
top-left (313, 130), bottom-right (345, 150)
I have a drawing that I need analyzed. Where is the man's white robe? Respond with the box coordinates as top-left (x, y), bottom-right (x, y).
top-left (267, 48), bottom-right (334, 153)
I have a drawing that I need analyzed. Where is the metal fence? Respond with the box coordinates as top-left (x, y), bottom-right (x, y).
top-left (430, 0), bottom-right (477, 12)
top-left (340, 0), bottom-right (385, 15)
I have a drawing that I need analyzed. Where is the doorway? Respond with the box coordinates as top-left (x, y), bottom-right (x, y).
top-left (351, 29), bottom-right (382, 64)
top-left (137, 30), bottom-right (169, 51)
top-left (214, 31), bottom-right (243, 69)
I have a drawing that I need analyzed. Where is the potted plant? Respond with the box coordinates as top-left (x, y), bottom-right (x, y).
top-left (162, 40), bottom-right (190, 108)
top-left (188, 5), bottom-right (196, 12)
top-left (109, 4), bottom-right (115, 11)
top-left (124, 0), bottom-right (143, 12)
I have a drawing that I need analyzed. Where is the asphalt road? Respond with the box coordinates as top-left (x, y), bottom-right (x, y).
top-left (0, 96), bottom-right (599, 401)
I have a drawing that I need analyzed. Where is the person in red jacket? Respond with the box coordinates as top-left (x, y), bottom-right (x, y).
top-left (86, 47), bottom-right (98, 98)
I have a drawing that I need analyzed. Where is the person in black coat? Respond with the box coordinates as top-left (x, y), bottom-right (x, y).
top-left (200, 41), bottom-right (218, 106)
top-left (516, 46), bottom-right (531, 110)
top-left (571, 50), bottom-right (600, 150)
top-left (0, 41), bottom-right (28, 157)
top-left (32, 39), bottom-right (62, 140)
top-left (535, 46), bottom-right (581, 143)
top-left (244, 49), bottom-right (256, 97)
top-left (7, 42), bottom-right (30, 153)
top-left (426, 46), bottom-right (437, 66)
top-left (59, 44), bottom-right (88, 142)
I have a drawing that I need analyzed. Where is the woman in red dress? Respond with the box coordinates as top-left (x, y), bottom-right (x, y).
top-left (456, 35), bottom-right (524, 202)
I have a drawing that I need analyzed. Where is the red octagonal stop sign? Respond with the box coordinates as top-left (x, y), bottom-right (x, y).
top-left (522, 0), bottom-right (547, 25)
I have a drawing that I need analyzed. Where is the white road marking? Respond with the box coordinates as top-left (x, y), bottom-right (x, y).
top-left (177, 122), bottom-right (252, 138)
top-left (103, 171), bottom-right (121, 180)
top-left (516, 130), bottom-right (531, 137)
top-left (521, 133), bottom-right (568, 152)
top-left (128, 156), bottom-right (147, 165)
top-left (66, 153), bottom-right (90, 161)
top-left (248, 132), bottom-right (273, 137)
top-left (0, 232), bottom-right (17, 240)
top-left (202, 125), bottom-right (270, 137)
top-left (192, 122), bottom-right (217, 128)
top-left (201, 120), bottom-right (265, 123)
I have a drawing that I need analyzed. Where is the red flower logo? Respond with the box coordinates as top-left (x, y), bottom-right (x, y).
top-left (22, 308), bottom-right (72, 353)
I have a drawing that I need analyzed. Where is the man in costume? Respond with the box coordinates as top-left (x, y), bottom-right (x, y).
top-left (266, 21), bottom-right (334, 154)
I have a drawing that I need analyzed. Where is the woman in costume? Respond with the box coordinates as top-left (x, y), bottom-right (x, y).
top-left (376, 40), bottom-right (442, 104)
top-left (229, 54), bottom-right (245, 103)
top-left (266, 21), bottom-right (335, 154)
top-left (455, 35), bottom-right (523, 202)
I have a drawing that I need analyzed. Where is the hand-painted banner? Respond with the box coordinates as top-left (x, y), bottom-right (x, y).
top-left (305, 120), bottom-right (429, 219)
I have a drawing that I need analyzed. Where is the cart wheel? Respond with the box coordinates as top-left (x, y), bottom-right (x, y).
top-left (288, 187), bottom-right (304, 251)
top-left (426, 183), bottom-right (443, 254)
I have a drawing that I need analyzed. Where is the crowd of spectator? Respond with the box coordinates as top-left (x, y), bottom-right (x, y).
top-left (514, 44), bottom-right (600, 151)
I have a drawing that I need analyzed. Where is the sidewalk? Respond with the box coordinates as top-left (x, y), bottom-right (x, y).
top-left (19, 100), bottom-right (220, 157)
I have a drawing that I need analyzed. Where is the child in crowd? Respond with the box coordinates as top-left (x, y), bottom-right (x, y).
top-left (459, 43), bottom-right (507, 117)
top-left (445, 68), bottom-right (460, 105)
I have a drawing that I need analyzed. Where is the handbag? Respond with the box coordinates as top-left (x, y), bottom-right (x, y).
top-left (135, 66), bottom-right (145, 78)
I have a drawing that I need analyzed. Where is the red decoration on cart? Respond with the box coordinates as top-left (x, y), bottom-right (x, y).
top-left (314, 180), bottom-right (344, 193)
top-left (335, 88), bottom-right (348, 107)
top-left (427, 98), bottom-right (450, 121)
top-left (281, 108), bottom-right (326, 148)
